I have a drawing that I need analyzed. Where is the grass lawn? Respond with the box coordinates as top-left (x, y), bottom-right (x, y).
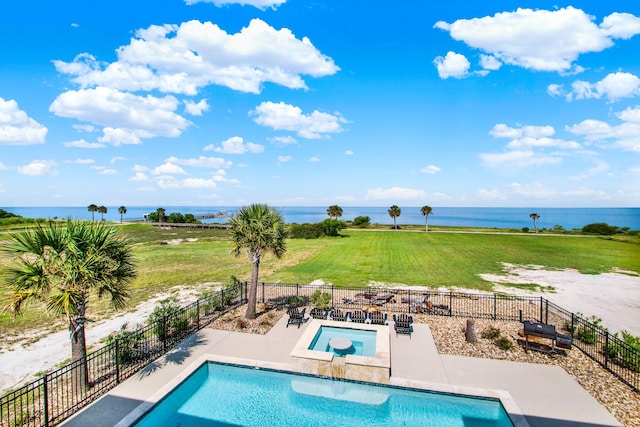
top-left (0, 224), bottom-right (638, 335)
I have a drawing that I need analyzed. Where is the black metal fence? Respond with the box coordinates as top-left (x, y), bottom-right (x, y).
top-left (1, 282), bottom-right (638, 426)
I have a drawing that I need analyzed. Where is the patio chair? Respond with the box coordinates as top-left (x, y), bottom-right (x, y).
top-left (332, 309), bottom-right (350, 322)
top-left (309, 308), bottom-right (327, 320)
top-left (286, 307), bottom-right (306, 328)
top-left (369, 312), bottom-right (388, 325)
top-left (393, 314), bottom-right (413, 338)
top-left (351, 310), bottom-right (367, 323)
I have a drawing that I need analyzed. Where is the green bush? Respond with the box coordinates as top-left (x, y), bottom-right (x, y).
top-left (106, 323), bottom-right (144, 364)
top-left (286, 295), bottom-right (304, 307)
top-left (576, 315), bottom-right (604, 344)
top-left (148, 299), bottom-right (187, 340)
top-left (481, 326), bottom-right (502, 340)
top-left (289, 219), bottom-right (346, 239)
top-left (494, 336), bottom-right (514, 351)
top-left (310, 290), bottom-right (332, 309)
top-left (582, 223), bottom-right (619, 235)
top-left (352, 216), bottom-right (371, 228)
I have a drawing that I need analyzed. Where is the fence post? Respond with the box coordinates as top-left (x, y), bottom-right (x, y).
top-left (539, 297), bottom-right (543, 323)
top-left (407, 289), bottom-right (411, 313)
top-left (115, 339), bottom-right (121, 383)
top-left (331, 284), bottom-right (334, 308)
top-left (221, 288), bottom-right (225, 309)
top-left (162, 315), bottom-right (167, 353)
top-left (196, 300), bottom-right (200, 330)
top-left (449, 292), bottom-right (453, 317)
top-left (262, 282), bottom-right (265, 304)
top-left (493, 294), bottom-right (497, 320)
top-left (545, 299), bottom-right (549, 324)
top-left (604, 332), bottom-right (609, 369)
top-left (43, 373), bottom-right (49, 427)
top-left (296, 283), bottom-right (299, 297)
top-left (571, 313), bottom-right (575, 337)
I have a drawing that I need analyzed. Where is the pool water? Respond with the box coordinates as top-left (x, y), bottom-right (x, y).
top-left (133, 363), bottom-right (514, 427)
top-left (308, 325), bottom-right (376, 357)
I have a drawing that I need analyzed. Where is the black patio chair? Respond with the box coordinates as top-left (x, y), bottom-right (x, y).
top-left (286, 307), bottom-right (306, 328)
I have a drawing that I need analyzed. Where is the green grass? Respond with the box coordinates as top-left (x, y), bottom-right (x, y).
top-left (1, 224), bottom-right (638, 336)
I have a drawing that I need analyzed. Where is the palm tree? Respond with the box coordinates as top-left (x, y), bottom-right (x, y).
top-left (388, 205), bottom-right (401, 229)
top-left (87, 204), bottom-right (98, 222)
top-left (230, 204), bottom-right (287, 319)
top-left (118, 206), bottom-right (127, 223)
top-left (2, 220), bottom-right (136, 389)
top-left (530, 213), bottom-right (541, 233)
top-left (156, 207), bottom-right (166, 223)
top-left (420, 205), bottom-right (433, 232)
top-left (98, 205), bottom-right (107, 221)
top-left (326, 205), bottom-right (343, 219)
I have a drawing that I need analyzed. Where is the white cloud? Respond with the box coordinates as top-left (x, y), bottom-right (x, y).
top-left (166, 155), bottom-right (232, 168)
top-left (433, 51), bottom-right (470, 79)
top-left (184, 99), bottom-right (210, 116)
top-left (479, 54), bottom-right (502, 71)
top-left (158, 177), bottom-right (218, 189)
top-left (251, 101), bottom-right (347, 139)
top-left (505, 137), bottom-right (581, 150)
top-left (0, 162), bottom-right (7, 170)
top-left (277, 155), bottom-right (292, 164)
top-left (133, 164), bottom-right (150, 172)
top-left (490, 124), bottom-right (555, 139)
top-left (68, 158), bottom-right (95, 165)
top-left (479, 150), bottom-right (562, 169)
top-left (477, 188), bottom-right (506, 200)
top-left (566, 72), bottom-right (640, 102)
top-left (99, 169), bottom-right (117, 175)
top-left (420, 165), bottom-right (441, 174)
top-left (63, 139), bottom-right (106, 148)
top-left (205, 136), bottom-right (264, 154)
top-left (566, 106), bottom-right (640, 151)
top-left (547, 84), bottom-right (563, 97)
top-left (309, 156), bottom-right (320, 162)
top-left (267, 135), bottom-right (298, 145)
top-left (72, 124), bottom-right (95, 132)
top-left (50, 87), bottom-right (190, 143)
top-left (17, 160), bottom-right (57, 176)
top-left (184, 0), bottom-right (286, 10)
top-left (345, 150), bottom-right (354, 155)
top-left (130, 172), bottom-right (148, 181)
top-left (0, 98), bottom-right (48, 145)
top-left (434, 7), bottom-right (640, 73)
top-left (54, 19), bottom-right (338, 95)
top-left (110, 156), bottom-right (126, 164)
top-left (152, 162), bottom-right (188, 175)
top-left (510, 182), bottom-right (556, 198)
top-left (569, 160), bottom-right (609, 181)
top-left (366, 186), bottom-right (427, 200)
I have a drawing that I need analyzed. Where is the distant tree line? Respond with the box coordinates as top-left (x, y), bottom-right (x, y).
top-left (147, 207), bottom-right (201, 224)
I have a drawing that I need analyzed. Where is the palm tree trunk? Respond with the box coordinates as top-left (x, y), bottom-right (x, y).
top-left (245, 255), bottom-right (260, 319)
top-left (425, 217), bottom-right (429, 232)
top-left (69, 315), bottom-right (89, 392)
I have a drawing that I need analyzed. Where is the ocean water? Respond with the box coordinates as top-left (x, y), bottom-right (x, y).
top-left (2, 206), bottom-right (639, 230)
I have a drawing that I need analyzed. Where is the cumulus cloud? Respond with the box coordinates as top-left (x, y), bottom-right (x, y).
top-left (130, 172), bottom-right (148, 181)
top-left (366, 186), bottom-right (427, 200)
top-left (50, 87), bottom-right (190, 144)
top-left (184, 0), bottom-right (286, 10)
top-left (184, 99), bottom-right (210, 116)
top-left (67, 158), bottom-right (95, 165)
top-left (479, 54), bottom-right (502, 71)
top-left (53, 19), bottom-right (338, 95)
top-left (433, 51), bottom-right (470, 79)
top-left (552, 72), bottom-right (640, 102)
top-left (345, 150), bottom-right (354, 155)
top-left (17, 160), bottom-right (57, 176)
top-left (267, 135), bottom-right (297, 145)
top-left (204, 136), bottom-right (264, 154)
top-left (566, 106), bottom-right (640, 151)
top-left (0, 98), bottom-right (48, 145)
top-left (434, 7), bottom-right (640, 73)
top-left (489, 123), bottom-right (581, 149)
top-left (309, 156), bottom-right (320, 162)
top-left (421, 165), bottom-right (441, 174)
top-left (251, 101), bottom-right (347, 139)
top-left (277, 155), bottom-right (292, 164)
top-left (152, 162), bottom-right (188, 175)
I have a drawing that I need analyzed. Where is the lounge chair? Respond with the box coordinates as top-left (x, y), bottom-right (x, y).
top-left (393, 314), bottom-right (413, 337)
top-left (351, 310), bottom-right (367, 323)
top-left (286, 307), bottom-right (306, 328)
top-left (369, 312), bottom-right (388, 325)
top-left (309, 308), bottom-right (327, 320)
top-left (332, 309), bottom-right (350, 322)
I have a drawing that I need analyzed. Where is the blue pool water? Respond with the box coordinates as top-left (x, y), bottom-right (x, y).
top-left (133, 363), bottom-right (514, 426)
top-left (308, 326), bottom-right (376, 357)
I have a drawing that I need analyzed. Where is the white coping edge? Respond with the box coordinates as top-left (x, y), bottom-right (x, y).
top-left (116, 353), bottom-right (529, 427)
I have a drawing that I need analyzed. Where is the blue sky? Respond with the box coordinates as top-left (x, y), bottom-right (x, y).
top-left (1, 0), bottom-right (639, 208)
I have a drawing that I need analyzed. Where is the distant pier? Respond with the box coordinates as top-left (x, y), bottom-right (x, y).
top-left (124, 211), bottom-right (233, 223)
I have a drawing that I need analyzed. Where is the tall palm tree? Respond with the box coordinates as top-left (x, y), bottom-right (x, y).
top-left (530, 213), bottom-right (541, 233)
top-left (87, 204), bottom-right (98, 222)
top-left (118, 206), bottom-right (127, 223)
top-left (230, 204), bottom-right (287, 319)
top-left (156, 207), bottom-right (166, 223)
top-left (420, 205), bottom-right (433, 232)
top-left (2, 220), bottom-right (136, 389)
top-left (388, 205), bottom-right (401, 230)
top-left (98, 205), bottom-right (107, 221)
top-left (326, 205), bottom-right (343, 219)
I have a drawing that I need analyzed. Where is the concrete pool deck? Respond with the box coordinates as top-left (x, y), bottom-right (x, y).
top-left (61, 316), bottom-right (622, 427)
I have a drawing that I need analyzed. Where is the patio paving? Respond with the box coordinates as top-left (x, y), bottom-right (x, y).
top-left (62, 316), bottom-right (622, 427)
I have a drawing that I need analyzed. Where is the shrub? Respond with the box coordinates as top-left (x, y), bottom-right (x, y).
top-left (521, 227), bottom-right (529, 233)
top-left (576, 315), bottom-right (604, 345)
top-left (106, 323), bottom-right (144, 364)
top-left (286, 295), bottom-right (304, 307)
top-left (353, 216), bottom-right (371, 228)
top-left (148, 299), bottom-right (187, 340)
top-left (494, 336), bottom-right (514, 351)
top-left (289, 223), bottom-right (323, 239)
top-left (582, 222), bottom-right (619, 235)
top-left (481, 326), bottom-right (502, 340)
top-left (310, 290), bottom-right (332, 309)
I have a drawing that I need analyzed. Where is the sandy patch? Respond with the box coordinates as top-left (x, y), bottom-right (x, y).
top-left (480, 263), bottom-right (640, 336)
top-left (0, 286), bottom-right (206, 393)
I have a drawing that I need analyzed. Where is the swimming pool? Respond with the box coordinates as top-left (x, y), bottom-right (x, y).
top-left (133, 362), bottom-right (514, 426)
top-left (308, 325), bottom-right (377, 357)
